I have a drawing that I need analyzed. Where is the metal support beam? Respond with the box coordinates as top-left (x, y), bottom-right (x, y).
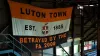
top-left (70, 5), bottom-right (76, 56)
top-left (85, 33), bottom-right (97, 41)
top-left (97, 0), bottom-right (100, 55)
top-left (53, 0), bottom-right (56, 56)
top-left (84, 17), bottom-right (93, 26)
top-left (80, 5), bottom-right (84, 56)
top-left (53, 47), bottom-right (56, 56)
top-left (25, 0), bottom-right (98, 3)
top-left (93, 40), bottom-right (96, 49)
top-left (83, 8), bottom-right (89, 18)
top-left (84, 29), bottom-right (96, 39)
top-left (84, 5), bottom-right (97, 25)
top-left (59, 45), bottom-right (70, 56)
top-left (84, 21), bottom-right (97, 34)
top-left (83, 6), bottom-right (97, 26)
top-left (85, 33), bottom-right (97, 40)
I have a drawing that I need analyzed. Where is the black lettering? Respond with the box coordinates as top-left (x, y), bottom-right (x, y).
top-left (53, 24), bottom-right (63, 30)
top-left (56, 25), bottom-right (58, 29)
top-left (49, 13), bottom-right (53, 18)
top-left (54, 12), bottom-right (57, 18)
top-left (32, 26), bottom-right (35, 31)
top-left (42, 31), bottom-right (45, 34)
top-left (63, 12), bottom-right (66, 16)
top-left (25, 25), bottom-right (28, 30)
top-left (54, 26), bottom-right (56, 30)
top-left (31, 10), bottom-right (35, 16)
top-left (29, 25), bottom-right (32, 30)
top-left (41, 12), bottom-right (46, 18)
top-left (61, 24), bottom-right (63, 28)
top-left (20, 8), bottom-right (24, 14)
top-left (58, 25), bottom-right (60, 29)
top-left (36, 12), bottom-right (40, 17)
top-left (26, 8), bottom-right (30, 15)
top-left (58, 12), bottom-right (62, 17)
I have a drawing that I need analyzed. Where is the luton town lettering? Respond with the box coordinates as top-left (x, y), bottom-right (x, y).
top-left (49, 12), bottom-right (66, 18)
top-left (20, 8), bottom-right (46, 18)
top-left (20, 8), bottom-right (67, 18)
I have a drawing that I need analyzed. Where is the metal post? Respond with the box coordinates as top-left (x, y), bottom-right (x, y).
top-left (80, 5), bottom-right (84, 56)
top-left (53, 0), bottom-right (56, 56)
top-left (70, 5), bottom-right (76, 56)
top-left (97, 0), bottom-right (100, 55)
top-left (13, 36), bottom-right (15, 55)
top-left (53, 47), bottom-right (56, 56)
top-left (94, 40), bottom-right (95, 49)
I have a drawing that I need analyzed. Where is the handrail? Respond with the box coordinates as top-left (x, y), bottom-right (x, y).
top-left (9, 34), bottom-right (32, 52)
top-left (0, 49), bottom-right (21, 56)
top-left (0, 25), bottom-right (9, 34)
top-left (1, 34), bottom-right (32, 53)
top-left (2, 35), bottom-right (30, 56)
top-left (59, 45), bottom-right (70, 56)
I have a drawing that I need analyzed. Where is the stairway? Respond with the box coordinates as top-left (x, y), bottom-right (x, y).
top-left (0, 49), bottom-right (21, 56)
top-left (0, 34), bottom-right (31, 56)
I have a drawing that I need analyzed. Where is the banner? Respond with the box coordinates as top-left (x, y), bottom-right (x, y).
top-left (15, 32), bottom-right (68, 50)
top-left (8, 1), bottom-right (73, 50)
top-left (8, 1), bottom-right (73, 36)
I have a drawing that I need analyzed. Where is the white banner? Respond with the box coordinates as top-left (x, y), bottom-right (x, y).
top-left (8, 1), bottom-right (73, 36)
top-left (12, 18), bottom-right (70, 36)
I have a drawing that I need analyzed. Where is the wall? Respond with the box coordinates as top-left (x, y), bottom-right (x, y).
top-left (0, 0), bottom-right (10, 32)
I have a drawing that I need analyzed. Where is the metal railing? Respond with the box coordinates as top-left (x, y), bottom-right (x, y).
top-left (0, 34), bottom-right (59, 56)
top-left (0, 34), bottom-right (30, 56)
top-left (59, 45), bottom-right (70, 56)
